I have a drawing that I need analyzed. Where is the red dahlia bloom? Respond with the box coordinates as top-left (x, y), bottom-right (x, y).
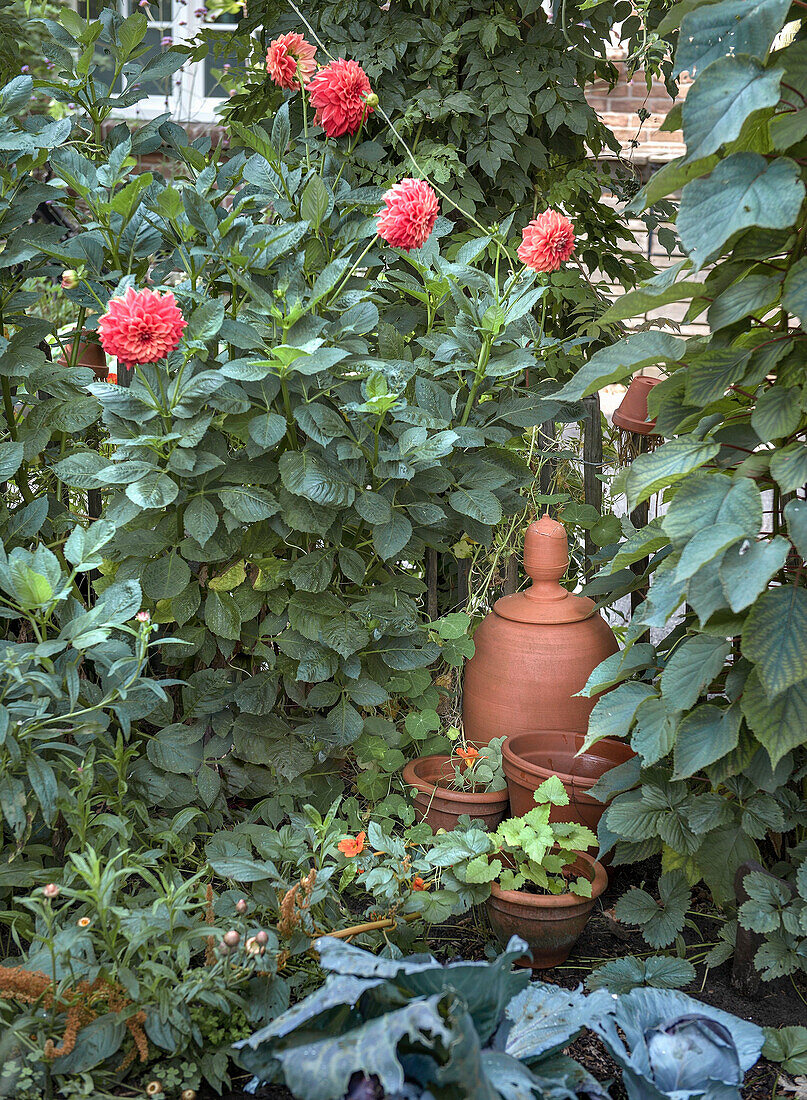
top-left (98, 288), bottom-right (187, 368)
top-left (376, 178), bottom-right (439, 251)
top-left (517, 210), bottom-right (575, 273)
top-left (266, 32), bottom-right (317, 90)
top-left (308, 58), bottom-right (373, 138)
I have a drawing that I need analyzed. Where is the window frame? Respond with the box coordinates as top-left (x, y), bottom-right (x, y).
top-left (88, 0), bottom-right (239, 124)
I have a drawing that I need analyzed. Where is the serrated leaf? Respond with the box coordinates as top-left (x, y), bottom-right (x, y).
top-left (719, 536), bottom-right (789, 612)
top-left (751, 386), bottom-right (802, 442)
top-left (626, 439), bottom-right (720, 510)
top-left (614, 871), bottom-right (689, 948)
top-left (449, 486), bottom-right (502, 525)
top-left (740, 668), bottom-right (807, 767)
top-left (279, 451), bottom-right (355, 507)
top-left (184, 496), bottom-right (218, 546)
top-left (742, 585), bottom-right (807, 698)
top-left (661, 635), bottom-right (731, 711)
top-left (770, 442), bottom-right (807, 493)
top-left (674, 0), bottom-right (792, 77)
top-left (126, 470), bottom-right (178, 509)
top-left (673, 703), bottom-right (741, 779)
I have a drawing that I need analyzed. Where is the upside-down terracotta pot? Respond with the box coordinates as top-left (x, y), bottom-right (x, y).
top-left (502, 730), bottom-right (634, 828)
top-left (402, 755), bottom-right (509, 832)
top-left (462, 515), bottom-right (619, 743)
top-left (58, 340), bottom-right (108, 381)
top-left (486, 851), bottom-right (607, 969)
top-left (612, 375), bottom-right (661, 435)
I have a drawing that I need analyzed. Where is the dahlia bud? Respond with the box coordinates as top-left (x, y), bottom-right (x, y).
top-left (61, 269), bottom-right (79, 290)
top-left (245, 936), bottom-right (265, 956)
top-left (365, 92), bottom-right (379, 109)
top-left (146, 1083), bottom-right (163, 1098)
top-left (223, 929), bottom-right (241, 947)
top-left (235, 898), bottom-right (247, 914)
top-left (255, 929), bottom-right (269, 946)
top-left (43, 883), bottom-right (60, 898)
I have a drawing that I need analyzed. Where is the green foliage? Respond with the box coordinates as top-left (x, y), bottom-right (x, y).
top-left (221, 0), bottom-right (667, 386)
top-left (585, 955), bottom-right (696, 994)
top-left (1, 849), bottom-right (281, 1096)
top-left (763, 1026), bottom-right (807, 1075)
top-left (614, 871), bottom-right (691, 949)
top-left (458, 777), bottom-right (598, 896)
top-left (0, 10), bottom-right (590, 829)
top-left (445, 735), bottom-right (506, 792)
top-left (563, 0), bottom-right (807, 979)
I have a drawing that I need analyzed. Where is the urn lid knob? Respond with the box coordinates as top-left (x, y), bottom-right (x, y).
top-left (524, 513), bottom-right (569, 582)
top-left (492, 514), bottom-right (596, 625)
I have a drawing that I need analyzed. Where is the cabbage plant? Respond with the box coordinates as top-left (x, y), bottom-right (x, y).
top-left (589, 987), bottom-right (764, 1100)
top-left (234, 935), bottom-right (610, 1100)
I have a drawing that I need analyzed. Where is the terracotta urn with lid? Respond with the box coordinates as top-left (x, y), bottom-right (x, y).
top-left (462, 515), bottom-right (618, 744)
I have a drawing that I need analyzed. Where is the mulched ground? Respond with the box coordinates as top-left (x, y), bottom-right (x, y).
top-left (211, 860), bottom-right (806, 1097)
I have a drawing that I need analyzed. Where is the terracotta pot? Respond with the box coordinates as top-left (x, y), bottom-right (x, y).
top-left (402, 755), bottom-right (509, 831)
top-left (462, 516), bottom-right (619, 744)
top-left (486, 851), bottom-right (607, 968)
top-left (58, 340), bottom-right (108, 381)
top-left (502, 730), bottom-right (634, 827)
top-left (612, 375), bottom-right (661, 435)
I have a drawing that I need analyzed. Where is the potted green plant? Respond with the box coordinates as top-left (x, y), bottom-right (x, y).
top-left (459, 775), bottom-right (607, 968)
top-left (402, 736), bottom-right (509, 832)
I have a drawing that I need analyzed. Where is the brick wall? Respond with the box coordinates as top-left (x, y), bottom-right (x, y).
top-left (586, 54), bottom-right (689, 165)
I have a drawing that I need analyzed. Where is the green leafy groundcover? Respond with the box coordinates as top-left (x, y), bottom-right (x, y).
top-left (558, 0), bottom-right (807, 987)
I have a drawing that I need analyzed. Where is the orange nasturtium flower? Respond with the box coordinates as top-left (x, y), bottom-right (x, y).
top-left (337, 831), bottom-right (366, 858)
top-left (411, 876), bottom-right (428, 891)
top-left (454, 745), bottom-right (482, 768)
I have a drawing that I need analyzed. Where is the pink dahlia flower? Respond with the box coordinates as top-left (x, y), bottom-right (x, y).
top-left (308, 58), bottom-right (373, 138)
top-left (98, 288), bottom-right (187, 368)
top-left (266, 32), bottom-right (317, 90)
top-left (517, 210), bottom-right (575, 273)
top-left (376, 178), bottom-right (439, 251)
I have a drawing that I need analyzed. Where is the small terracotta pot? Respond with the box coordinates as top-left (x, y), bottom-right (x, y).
top-left (502, 730), bottom-right (634, 829)
top-left (402, 755), bottom-right (509, 832)
top-left (58, 340), bottom-right (108, 381)
top-left (612, 375), bottom-right (661, 434)
top-left (486, 851), bottom-right (607, 968)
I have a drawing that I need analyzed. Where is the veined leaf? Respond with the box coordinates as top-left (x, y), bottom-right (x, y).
top-left (742, 585), bottom-right (807, 698)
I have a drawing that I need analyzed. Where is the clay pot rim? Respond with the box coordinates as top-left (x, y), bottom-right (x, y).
top-left (502, 731), bottom-right (632, 790)
top-left (402, 755), bottom-right (508, 805)
top-left (488, 851), bottom-right (607, 909)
